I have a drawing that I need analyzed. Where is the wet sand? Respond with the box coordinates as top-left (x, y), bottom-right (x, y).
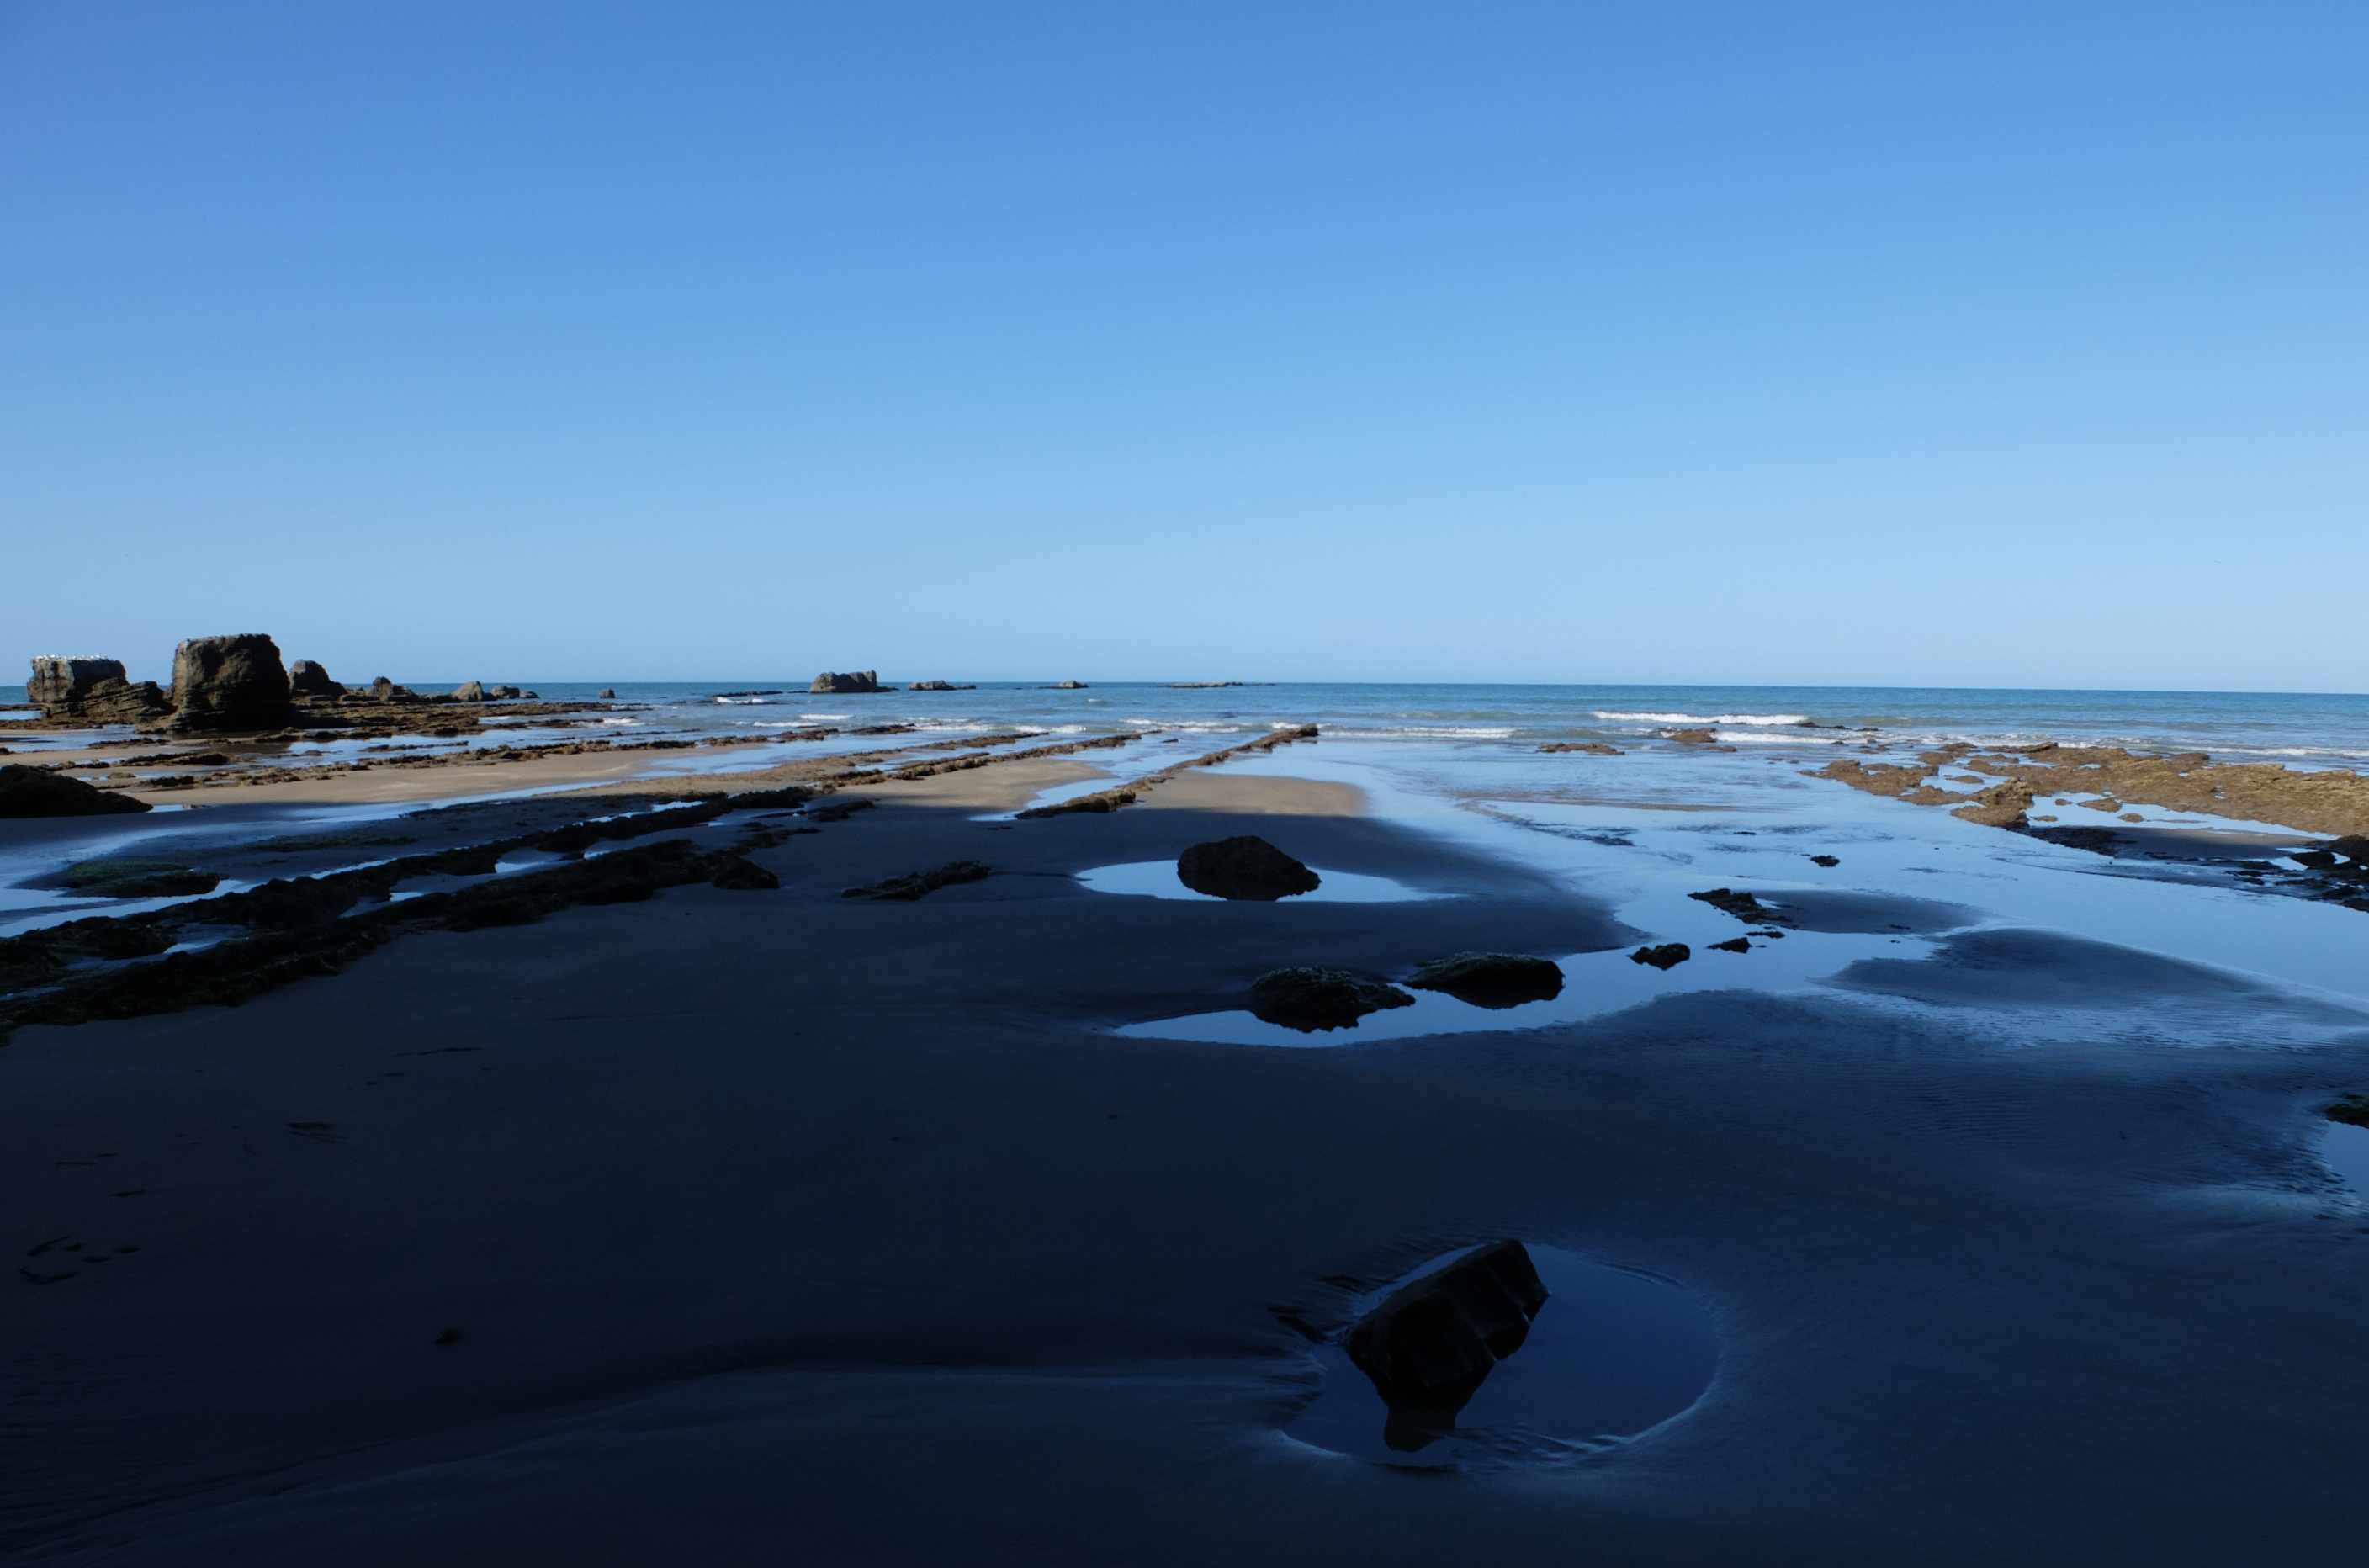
top-left (5, 744), bottom-right (2369, 1564)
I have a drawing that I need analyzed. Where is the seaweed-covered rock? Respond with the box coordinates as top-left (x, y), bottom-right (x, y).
top-left (1630, 942), bottom-right (1690, 970)
top-left (1407, 952), bottom-right (1564, 1009)
top-left (810, 670), bottom-right (888, 694)
top-left (288, 660), bottom-right (346, 697)
top-left (56, 860), bottom-right (219, 898)
top-left (1246, 967), bottom-right (1413, 1031)
top-left (0, 764), bottom-right (151, 818)
top-left (1344, 1239), bottom-right (1550, 1449)
top-left (26, 656), bottom-right (172, 724)
top-left (169, 634), bottom-right (294, 732)
top-left (1177, 836), bottom-right (1321, 901)
top-left (1951, 780), bottom-right (2035, 829)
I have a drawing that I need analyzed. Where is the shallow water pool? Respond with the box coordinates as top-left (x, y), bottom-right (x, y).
top-left (1077, 860), bottom-right (1435, 903)
top-left (1285, 1243), bottom-right (1718, 1467)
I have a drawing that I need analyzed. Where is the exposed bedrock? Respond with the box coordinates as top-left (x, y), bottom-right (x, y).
top-left (811, 670), bottom-right (888, 694)
top-left (1246, 967), bottom-right (1414, 1031)
top-left (0, 764), bottom-right (152, 818)
top-left (25, 656), bottom-right (172, 723)
top-left (168, 634), bottom-right (294, 732)
top-left (1818, 748), bottom-right (2369, 838)
top-left (1407, 951), bottom-right (1565, 1008)
top-left (1344, 1239), bottom-right (1550, 1449)
top-left (287, 660), bottom-right (346, 697)
top-left (1176, 836), bottom-right (1322, 901)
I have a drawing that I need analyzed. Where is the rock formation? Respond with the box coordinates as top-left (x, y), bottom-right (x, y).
top-left (288, 660), bottom-right (346, 697)
top-left (1630, 942), bottom-right (1691, 970)
top-left (1177, 836), bottom-right (1322, 900)
top-left (25, 657), bottom-right (171, 724)
top-left (1052, 681), bottom-right (1089, 689)
top-left (368, 677), bottom-right (421, 702)
top-left (0, 764), bottom-right (151, 818)
top-left (1407, 952), bottom-right (1564, 1009)
top-left (596, 688), bottom-right (617, 699)
top-left (811, 671), bottom-right (888, 694)
top-left (1246, 967), bottom-right (1414, 1030)
top-left (908, 680), bottom-right (975, 691)
top-left (1344, 1239), bottom-right (1550, 1449)
top-left (168, 635), bottom-right (294, 732)
top-left (453, 681), bottom-right (487, 702)
top-left (1538, 741), bottom-right (1621, 755)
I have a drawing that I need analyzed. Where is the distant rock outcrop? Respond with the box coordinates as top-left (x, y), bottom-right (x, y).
top-left (453, 681), bottom-right (487, 702)
top-left (908, 680), bottom-right (976, 691)
top-left (0, 763), bottom-right (151, 818)
top-left (1246, 967), bottom-right (1413, 1031)
top-left (1178, 836), bottom-right (1321, 901)
top-left (168, 635), bottom-right (294, 732)
top-left (1051, 680), bottom-right (1089, 689)
top-left (1537, 741), bottom-right (1621, 755)
top-left (368, 677), bottom-right (421, 702)
top-left (596, 688), bottom-right (616, 699)
top-left (25, 657), bottom-right (172, 724)
top-left (288, 660), bottom-right (346, 697)
top-left (811, 671), bottom-right (888, 694)
top-left (1407, 952), bottom-right (1564, 1009)
top-left (1345, 1239), bottom-right (1550, 1450)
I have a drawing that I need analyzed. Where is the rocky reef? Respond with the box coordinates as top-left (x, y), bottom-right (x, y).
top-left (811, 671), bottom-right (888, 694)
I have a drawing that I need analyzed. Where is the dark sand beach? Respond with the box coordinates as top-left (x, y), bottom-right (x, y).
top-left (8, 693), bottom-right (2369, 1565)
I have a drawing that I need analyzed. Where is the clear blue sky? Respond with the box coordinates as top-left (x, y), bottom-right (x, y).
top-left (3, 2), bottom-right (2363, 689)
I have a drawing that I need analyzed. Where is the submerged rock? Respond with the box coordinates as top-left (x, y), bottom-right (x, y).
top-left (1630, 942), bottom-right (1690, 970)
top-left (1407, 952), bottom-right (1564, 1009)
top-left (288, 660), bottom-right (346, 697)
top-left (1246, 967), bottom-right (1413, 1031)
top-left (1689, 887), bottom-right (1793, 925)
top-left (57, 860), bottom-right (219, 898)
top-left (169, 635), bottom-right (294, 732)
top-left (811, 670), bottom-right (888, 694)
top-left (0, 764), bottom-right (152, 818)
top-left (1344, 1239), bottom-right (1550, 1449)
top-left (26, 656), bottom-right (172, 724)
top-left (1176, 836), bottom-right (1321, 901)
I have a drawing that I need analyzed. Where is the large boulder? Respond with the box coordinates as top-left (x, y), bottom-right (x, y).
top-left (0, 764), bottom-right (151, 818)
top-left (1177, 836), bottom-right (1321, 901)
top-left (1246, 967), bottom-right (1413, 1031)
top-left (1407, 952), bottom-right (1564, 1009)
top-left (811, 670), bottom-right (887, 694)
top-left (288, 660), bottom-right (346, 697)
top-left (25, 657), bottom-right (171, 724)
top-left (168, 635), bottom-right (293, 732)
top-left (1345, 1239), bottom-right (1550, 1450)
top-left (453, 681), bottom-right (487, 702)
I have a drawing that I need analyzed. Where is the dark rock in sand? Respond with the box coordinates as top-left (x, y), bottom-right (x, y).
top-left (0, 764), bottom-right (152, 818)
top-left (169, 635), bottom-right (294, 732)
top-left (842, 861), bottom-right (992, 901)
top-left (26, 656), bottom-right (172, 724)
top-left (1689, 887), bottom-right (1794, 925)
top-left (2329, 1095), bottom-right (2369, 1129)
top-left (1344, 1239), bottom-right (1550, 1449)
top-left (1176, 836), bottom-right (1321, 901)
top-left (1809, 854), bottom-right (1841, 867)
top-left (288, 660), bottom-right (346, 697)
top-left (805, 797), bottom-right (876, 823)
top-left (1407, 952), bottom-right (1564, 1009)
top-left (1245, 967), bottom-right (1414, 1031)
top-left (811, 670), bottom-right (888, 694)
top-left (706, 854), bottom-right (781, 891)
top-left (1630, 942), bottom-right (1690, 970)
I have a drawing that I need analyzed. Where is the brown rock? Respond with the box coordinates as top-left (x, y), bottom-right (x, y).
top-left (288, 660), bottom-right (346, 697)
top-left (25, 657), bottom-right (172, 724)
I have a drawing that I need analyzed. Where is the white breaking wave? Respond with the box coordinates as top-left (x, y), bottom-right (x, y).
top-left (1593, 711), bottom-right (1811, 726)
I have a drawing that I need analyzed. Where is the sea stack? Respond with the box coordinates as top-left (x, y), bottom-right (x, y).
top-left (167, 634), bottom-right (294, 732)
